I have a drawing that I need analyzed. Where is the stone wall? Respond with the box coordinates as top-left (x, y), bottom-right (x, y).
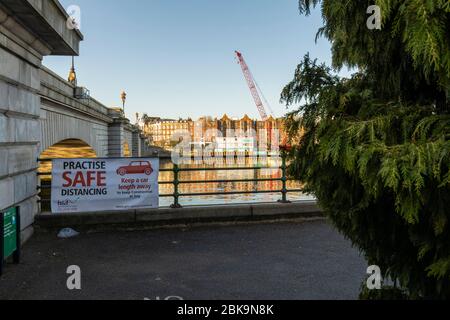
top-left (0, 0), bottom-right (82, 243)
top-left (132, 131), bottom-right (141, 157)
top-left (124, 126), bottom-right (134, 157)
top-left (40, 103), bottom-right (110, 157)
top-left (107, 117), bottom-right (136, 158)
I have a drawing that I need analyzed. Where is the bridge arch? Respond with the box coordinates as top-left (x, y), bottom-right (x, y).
top-left (40, 138), bottom-right (97, 158)
top-left (38, 139), bottom-right (97, 211)
top-left (40, 103), bottom-right (109, 158)
top-left (123, 142), bottom-right (131, 157)
top-left (38, 138), bottom-right (97, 176)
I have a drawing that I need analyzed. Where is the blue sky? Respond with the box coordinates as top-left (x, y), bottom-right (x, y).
top-left (45, 0), bottom-right (339, 121)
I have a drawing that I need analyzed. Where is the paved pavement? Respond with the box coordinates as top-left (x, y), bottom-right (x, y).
top-left (0, 220), bottom-right (367, 300)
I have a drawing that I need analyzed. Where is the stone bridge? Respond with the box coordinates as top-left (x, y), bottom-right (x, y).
top-left (39, 66), bottom-right (148, 158)
top-left (0, 0), bottom-right (151, 242)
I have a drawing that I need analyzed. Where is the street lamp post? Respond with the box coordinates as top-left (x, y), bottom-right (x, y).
top-left (121, 90), bottom-right (127, 116)
top-left (68, 56), bottom-right (77, 86)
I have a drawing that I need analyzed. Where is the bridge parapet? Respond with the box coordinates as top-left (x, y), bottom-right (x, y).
top-left (39, 67), bottom-right (150, 159)
top-left (40, 67), bottom-right (112, 122)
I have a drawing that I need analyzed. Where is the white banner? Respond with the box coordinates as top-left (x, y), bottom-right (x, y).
top-left (51, 158), bottom-right (159, 213)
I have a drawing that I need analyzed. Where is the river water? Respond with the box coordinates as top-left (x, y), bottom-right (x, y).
top-left (158, 157), bottom-right (314, 207)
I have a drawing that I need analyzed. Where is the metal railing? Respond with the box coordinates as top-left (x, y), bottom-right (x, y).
top-left (37, 153), bottom-right (301, 209)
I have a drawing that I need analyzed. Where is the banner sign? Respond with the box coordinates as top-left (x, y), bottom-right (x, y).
top-left (51, 158), bottom-right (159, 213)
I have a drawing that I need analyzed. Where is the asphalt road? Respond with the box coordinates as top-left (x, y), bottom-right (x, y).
top-left (0, 220), bottom-right (367, 300)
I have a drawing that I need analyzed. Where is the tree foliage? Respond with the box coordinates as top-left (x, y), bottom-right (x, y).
top-left (282, 1), bottom-right (450, 299)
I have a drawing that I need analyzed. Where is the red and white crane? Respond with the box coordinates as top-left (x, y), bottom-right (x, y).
top-left (235, 51), bottom-right (274, 121)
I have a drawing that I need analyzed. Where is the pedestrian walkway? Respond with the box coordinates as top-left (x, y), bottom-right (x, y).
top-left (0, 220), bottom-right (366, 300)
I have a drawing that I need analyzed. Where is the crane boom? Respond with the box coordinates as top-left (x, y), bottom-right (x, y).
top-left (235, 51), bottom-right (269, 121)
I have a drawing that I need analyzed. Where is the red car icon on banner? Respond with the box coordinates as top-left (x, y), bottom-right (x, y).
top-left (117, 161), bottom-right (153, 176)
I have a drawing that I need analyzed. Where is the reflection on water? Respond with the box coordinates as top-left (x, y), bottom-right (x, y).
top-left (159, 157), bottom-right (314, 207)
